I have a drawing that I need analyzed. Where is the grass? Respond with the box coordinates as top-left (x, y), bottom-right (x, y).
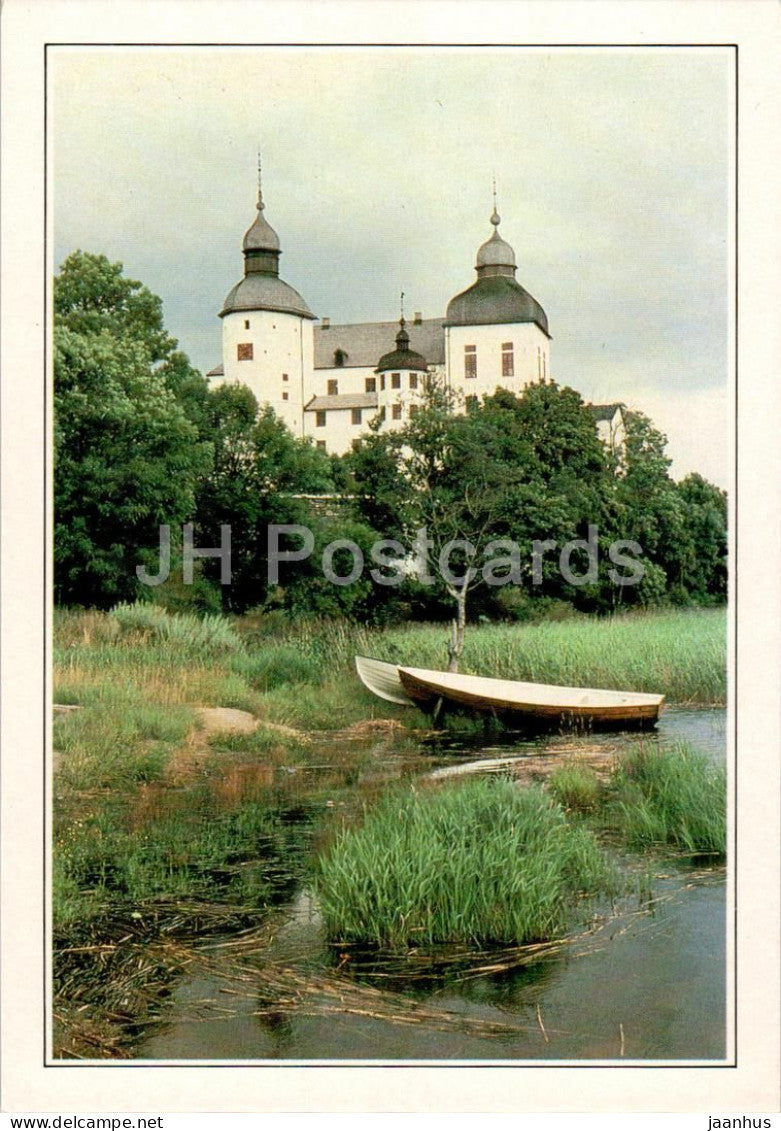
top-left (607, 742), bottom-right (726, 856)
top-left (548, 764), bottom-right (603, 814)
top-left (315, 778), bottom-right (617, 948)
top-left (54, 787), bottom-right (317, 928)
top-left (374, 608), bottom-right (726, 706)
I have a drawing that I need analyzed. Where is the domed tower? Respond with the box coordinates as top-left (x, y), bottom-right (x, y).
top-left (219, 159), bottom-right (316, 435)
top-left (443, 195), bottom-right (551, 398)
top-left (375, 310), bottom-right (428, 429)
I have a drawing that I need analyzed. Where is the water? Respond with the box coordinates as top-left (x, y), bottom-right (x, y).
top-left (135, 708), bottom-right (728, 1062)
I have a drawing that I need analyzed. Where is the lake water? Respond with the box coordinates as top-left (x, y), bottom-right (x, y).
top-left (136, 707), bottom-right (728, 1063)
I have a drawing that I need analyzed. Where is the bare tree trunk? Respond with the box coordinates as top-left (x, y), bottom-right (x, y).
top-left (447, 586), bottom-right (468, 672)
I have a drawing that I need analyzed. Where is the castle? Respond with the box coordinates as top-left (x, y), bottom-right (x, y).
top-left (207, 168), bottom-right (623, 457)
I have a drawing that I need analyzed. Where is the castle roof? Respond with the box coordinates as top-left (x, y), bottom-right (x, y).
top-left (314, 318), bottom-right (445, 369)
top-left (305, 393), bottom-right (379, 412)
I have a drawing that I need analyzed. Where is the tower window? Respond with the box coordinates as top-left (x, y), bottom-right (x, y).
top-left (244, 320), bottom-right (250, 330)
top-left (282, 373), bottom-right (289, 382)
top-left (365, 376), bottom-right (376, 393)
top-left (409, 373), bottom-right (418, 390)
top-left (464, 345), bottom-right (476, 379)
top-left (327, 379), bottom-right (338, 396)
top-left (351, 408), bottom-right (362, 425)
top-left (392, 404), bottom-right (402, 420)
top-left (501, 343), bottom-right (514, 378)
top-left (237, 343), bottom-right (253, 361)
top-left (316, 410), bottom-right (326, 427)
top-left (391, 372), bottom-right (401, 389)
top-left (282, 391), bottom-right (289, 401)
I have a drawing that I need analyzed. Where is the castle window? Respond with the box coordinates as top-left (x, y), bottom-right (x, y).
top-left (378, 407), bottom-right (386, 422)
top-left (466, 395), bottom-right (478, 411)
top-left (316, 440), bottom-right (326, 450)
top-left (380, 375), bottom-right (386, 391)
top-left (244, 320), bottom-right (250, 330)
top-left (327, 379), bottom-right (338, 396)
top-left (334, 349), bottom-right (347, 367)
top-left (501, 343), bottom-right (514, 377)
top-left (316, 410), bottom-right (326, 427)
top-left (351, 408), bottom-right (362, 425)
top-left (282, 391), bottom-right (289, 401)
top-left (237, 343), bottom-right (253, 361)
top-left (464, 345), bottom-right (476, 379)
top-left (543, 353), bottom-right (547, 380)
top-left (392, 404), bottom-right (402, 421)
top-left (282, 373), bottom-right (289, 382)
top-left (409, 373), bottom-right (418, 390)
top-left (365, 376), bottom-right (376, 393)
top-left (409, 404), bottom-right (419, 417)
top-left (391, 372), bottom-right (401, 389)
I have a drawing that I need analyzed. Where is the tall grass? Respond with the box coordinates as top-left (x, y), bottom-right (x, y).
top-left (316, 779), bottom-right (616, 948)
top-left (608, 742), bottom-right (726, 856)
top-left (374, 609), bottom-right (726, 705)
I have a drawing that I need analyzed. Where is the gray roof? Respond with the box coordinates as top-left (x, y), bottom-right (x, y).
top-left (588, 402), bottom-right (625, 422)
top-left (220, 274), bottom-right (315, 319)
top-left (314, 318), bottom-right (445, 369)
top-left (445, 275), bottom-right (549, 335)
top-left (304, 393), bottom-right (379, 412)
top-left (206, 364), bottom-right (224, 378)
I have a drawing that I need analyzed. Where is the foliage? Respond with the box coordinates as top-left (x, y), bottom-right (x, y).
top-left (54, 253), bottom-right (212, 606)
top-left (316, 778), bottom-right (616, 947)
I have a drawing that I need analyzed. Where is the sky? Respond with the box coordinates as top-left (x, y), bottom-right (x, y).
top-left (51, 47), bottom-right (733, 486)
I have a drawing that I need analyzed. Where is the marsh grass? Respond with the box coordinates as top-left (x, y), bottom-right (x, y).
top-left (316, 779), bottom-right (617, 948)
top-left (375, 609), bottom-right (726, 705)
top-left (607, 742), bottom-right (726, 856)
top-left (548, 764), bottom-right (603, 814)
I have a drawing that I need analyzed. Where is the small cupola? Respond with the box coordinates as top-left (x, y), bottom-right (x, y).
top-left (376, 308), bottom-right (428, 374)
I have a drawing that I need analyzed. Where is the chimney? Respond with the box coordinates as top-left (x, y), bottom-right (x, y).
top-left (321, 317), bottom-right (330, 329)
top-left (413, 311), bottom-right (422, 325)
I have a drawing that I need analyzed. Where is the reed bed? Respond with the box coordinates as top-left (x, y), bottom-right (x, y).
top-left (607, 742), bottom-right (727, 855)
top-left (316, 778), bottom-right (617, 948)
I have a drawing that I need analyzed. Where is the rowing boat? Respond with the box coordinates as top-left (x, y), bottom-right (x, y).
top-left (355, 655), bottom-right (664, 729)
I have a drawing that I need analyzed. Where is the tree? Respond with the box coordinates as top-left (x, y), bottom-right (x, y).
top-left (346, 380), bottom-right (616, 669)
top-left (193, 391), bottom-right (334, 612)
top-left (54, 254), bottom-right (212, 606)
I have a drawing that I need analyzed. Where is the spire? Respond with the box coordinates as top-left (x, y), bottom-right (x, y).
top-left (491, 176), bottom-right (500, 229)
top-left (397, 292), bottom-right (409, 348)
top-left (256, 149), bottom-right (264, 212)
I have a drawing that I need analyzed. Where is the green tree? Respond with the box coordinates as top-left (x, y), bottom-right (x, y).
top-left (193, 391), bottom-right (333, 612)
top-left (54, 254), bottom-right (212, 606)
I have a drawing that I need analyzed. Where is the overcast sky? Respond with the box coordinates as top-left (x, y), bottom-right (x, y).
top-left (51, 47), bottom-right (732, 486)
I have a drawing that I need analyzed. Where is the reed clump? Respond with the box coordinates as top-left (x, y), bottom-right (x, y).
top-left (316, 778), bottom-right (616, 948)
top-left (607, 742), bottom-right (726, 856)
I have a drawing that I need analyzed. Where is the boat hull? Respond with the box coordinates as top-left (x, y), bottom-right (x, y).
top-left (355, 655), bottom-right (664, 730)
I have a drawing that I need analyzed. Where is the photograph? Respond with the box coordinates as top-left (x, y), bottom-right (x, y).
top-left (47, 43), bottom-right (734, 1067)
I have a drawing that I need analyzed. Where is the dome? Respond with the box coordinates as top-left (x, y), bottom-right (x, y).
top-left (220, 274), bottom-right (315, 320)
top-left (243, 208), bottom-right (281, 253)
top-left (376, 320), bottom-right (429, 373)
top-left (444, 274), bottom-right (549, 335)
top-left (476, 229), bottom-right (516, 270)
top-left (444, 202), bottom-right (549, 334)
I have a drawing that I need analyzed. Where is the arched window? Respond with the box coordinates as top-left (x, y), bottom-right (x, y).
top-left (334, 349), bottom-right (347, 367)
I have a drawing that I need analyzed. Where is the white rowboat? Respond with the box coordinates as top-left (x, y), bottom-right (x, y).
top-left (355, 655), bottom-right (664, 729)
